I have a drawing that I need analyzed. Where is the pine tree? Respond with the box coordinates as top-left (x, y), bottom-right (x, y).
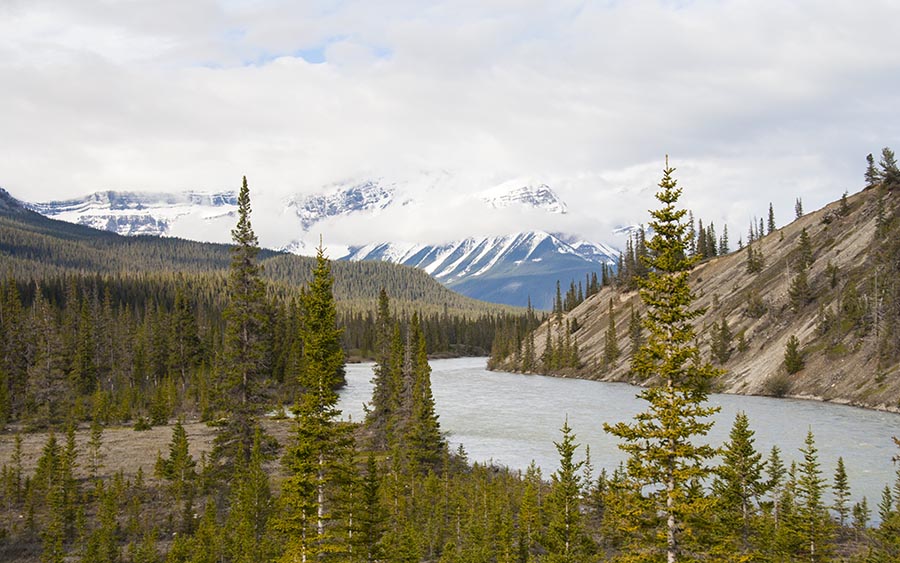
top-left (745, 242), bottom-right (764, 274)
top-left (155, 419), bottom-right (196, 508)
top-left (276, 244), bottom-right (352, 561)
top-left (628, 302), bottom-right (643, 358)
top-left (784, 335), bottom-right (804, 374)
top-left (789, 269), bottom-right (813, 312)
top-left (718, 224), bottom-right (729, 255)
top-left (797, 228), bottom-right (814, 269)
top-left (86, 418), bottom-right (105, 483)
top-left (404, 314), bottom-right (444, 472)
top-left (794, 430), bottom-right (833, 561)
top-left (709, 316), bottom-right (733, 365)
top-left (227, 428), bottom-right (274, 563)
top-left (713, 411), bottom-right (764, 555)
top-left (366, 289), bottom-right (395, 449)
top-left (879, 146), bottom-right (899, 187)
top-left (544, 419), bottom-right (592, 562)
top-left (168, 285), bottom-right (200, 394)
top-left (865, 153), bottom-right (881, 188)
top-left (219, 176), bottom-right (271, 463)
top-left (768, 203), bottom-right (776, 234)
top-left (832, 456), bottom-right (850, 529)
top-left (795, 197), bottom-right (804, 219)
top-left (350, 454), bottom-right (386, 562)
top-left (604, 158), bottom-right (720, 562)
top-left (603, 299), bottom-right (620, 368)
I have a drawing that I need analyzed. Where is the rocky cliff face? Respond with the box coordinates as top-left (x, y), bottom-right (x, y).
top-left (506, 185), bottom-right (900, 411)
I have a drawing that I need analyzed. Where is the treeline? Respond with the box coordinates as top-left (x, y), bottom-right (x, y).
top-left (0, 272), bottom-right (524, 428)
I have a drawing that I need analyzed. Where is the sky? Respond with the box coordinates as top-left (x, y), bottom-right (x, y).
top-left (2, 0), bottom-right (899, 247)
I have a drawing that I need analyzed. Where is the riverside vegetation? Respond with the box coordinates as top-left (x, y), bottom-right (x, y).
top-left (494, 148), bottom-right (900, 413)
top-left (1, 161), bottom-right (900, 562)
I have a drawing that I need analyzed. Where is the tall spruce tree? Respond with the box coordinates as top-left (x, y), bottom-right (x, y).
top-left (865, 153), bottom-right (881, 188)
top-left (404, 314), bottom-right (444, 472)
top-left (603, 299), bottom-right (620, 368)
top-left (713, 411), bottom-right (765, 556)
top-left (794, 430), bottom-right (832, 561)
top-left (276, 244), bottom-right (353, 561)
top-left (604, 158), bottom-right (720, 562)
top-left (544, 419), bottom-right (593, 562)
top-left (366, 288), bottom-right (395, 449)
top-left (220, 176), bottom-right (270, 462)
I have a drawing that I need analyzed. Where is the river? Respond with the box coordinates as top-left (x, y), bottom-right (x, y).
top-left (338, 356), bottom-right (900, 510)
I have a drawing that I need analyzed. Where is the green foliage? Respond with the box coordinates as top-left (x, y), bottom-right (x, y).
top-left (712, 411), bottom-right (766, 556)
top-left (789, 269), bottom-right (814, 312)
top-left (604, 159), bottom-right (720, 561)
top-left (784, 335), bottom-right (805, 374)
top-left (745, 242), bottom-right (764, 274)
top-left (218, 176), bottom-right (271, 462)
top-left (154, 420), bottom-right (196, 505)
top-left (275, 245), bottom-right (355, 562)
top-left (544, 420), bottom-right (594, 562)
top-left (603, 299), bottom-right (620, 368)
top-left (709, 316), bottom-right (733, 365)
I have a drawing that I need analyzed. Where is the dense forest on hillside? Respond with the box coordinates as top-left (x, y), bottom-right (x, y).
top-left (2, 169), bottom-right (900, 562)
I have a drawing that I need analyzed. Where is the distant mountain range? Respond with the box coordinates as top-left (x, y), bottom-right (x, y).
top-left (344, 232), bottom-right (616, 309)
top-left (23, 180), bottom-right (620, 308)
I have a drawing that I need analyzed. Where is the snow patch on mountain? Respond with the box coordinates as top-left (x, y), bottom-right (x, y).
top-left (287, 180), bottom-right (394, 230)
top-left (28, 191), bottom-right (238, 238)
top-left (480, 183), bottom-right (568, 214)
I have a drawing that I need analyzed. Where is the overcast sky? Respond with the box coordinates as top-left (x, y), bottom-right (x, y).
top-left (2, 0), bottom-right (899, 246)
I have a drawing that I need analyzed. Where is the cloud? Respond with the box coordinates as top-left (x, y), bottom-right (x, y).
top-left (1, 0), bottom-right (899, 246)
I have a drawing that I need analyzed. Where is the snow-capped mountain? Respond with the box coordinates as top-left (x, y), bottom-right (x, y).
top-left (480, 184), bottom-right (568, 214)
top-left (27, 190), bottom-right (238, 239)
top-left (342, 231), bottom-right (616, 309)
top-left (287, 180), bottom-right (395, 230)
top-left (25, 179), bottom-right (621, 308)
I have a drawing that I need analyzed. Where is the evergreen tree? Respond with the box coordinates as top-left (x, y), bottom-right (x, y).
top-left (544, 419), bottom-right (592, 562)
top-left (603, 299), bottom-right (620, 368)
top-left (713, 411), bottom-right (764, 555)
top-left (628, 302), bottom-right (643, 358)
top-left (219, 176), bottom-right (271, 463)
top-left (832, 456), bottom-right (850, 529)
top-left (745, 242), bottom-right (764, 274)
top-left (276, 245), bottom-right (352, 561)
top-left (865, 153), bottom-right (881, 187)
top-left (879, 146), bottom-right (899, 187)
top-left (718, 224), bottom-right (729, 255)
top-left (366, 288), bottom-right (395, 449)
top-left (709, 316), bottom-right (733, 365)
top-left (784, 335), bottom-right (804, 374)
top-left (154, 419), bottom-right (196, 509)
top-left (797, 228), bottom-right (814, 269)
top-left (227, 428), bottom-right (274, 563)
top-left (404, 314), bottom-right (444, 472)
top-left (168, 286), bottom-right (200, 394)
top-left (768, 203), bottom-right (776, 234)
top-left (604, 158), bottom-right (720, 562)
top-left (794, 430), bottom-right (832, 561)
top-left (350, 454), bottom-right (386, 562)
top-left (789, 269), bottom-right (813, 312)
top-left (795, 197), bottom-right (804, 219)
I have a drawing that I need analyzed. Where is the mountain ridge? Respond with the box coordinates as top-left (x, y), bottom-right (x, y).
top-left (19, 181), bottom-right (620, 308)
top-left (496, 183), bottom-right (900, 411)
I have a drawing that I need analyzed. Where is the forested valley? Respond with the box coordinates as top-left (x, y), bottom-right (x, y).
top-left (2, 167), bottom-right (900, 563)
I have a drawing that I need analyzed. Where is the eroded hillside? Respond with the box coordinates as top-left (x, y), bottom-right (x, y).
top-left (501, 183), bottom-right (900, 411)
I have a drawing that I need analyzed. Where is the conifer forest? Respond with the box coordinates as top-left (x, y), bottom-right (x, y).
top-left (2, 160), bottom-right (900, 563)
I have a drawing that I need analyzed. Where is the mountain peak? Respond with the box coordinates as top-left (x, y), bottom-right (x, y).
top-left (288, 180), bottom-right (394, 230)
top-left (481, 184), bottom-right (568, 214)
